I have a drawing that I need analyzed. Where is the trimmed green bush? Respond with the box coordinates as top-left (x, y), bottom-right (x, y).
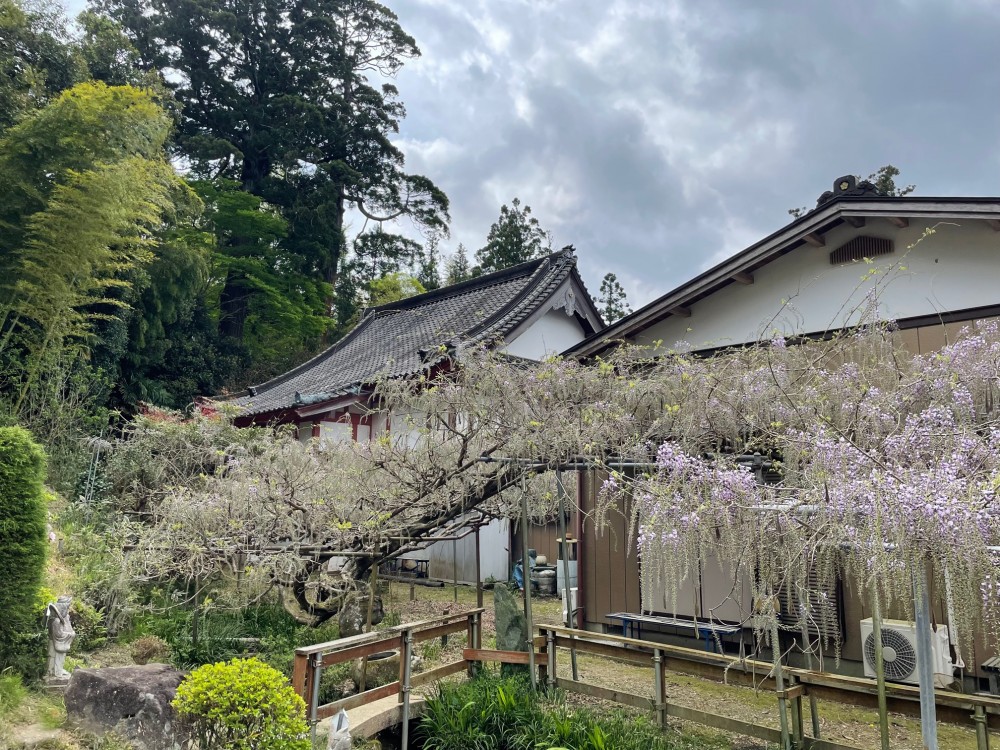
top-left (0, 427), bottom-right (47, 678)
top-left (172, 657), bottom-right (310, 750)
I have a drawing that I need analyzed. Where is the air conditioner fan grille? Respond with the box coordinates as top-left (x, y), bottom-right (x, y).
top-left (864, 628), bottom-right (917, 681)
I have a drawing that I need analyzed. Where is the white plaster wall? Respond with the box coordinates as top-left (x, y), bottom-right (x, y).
top-left (506, 309), bottom-right (587, 359)
top-left (319, 420), bottom-right (351, 445)
top-left (635, 219), bottom-right (1000, 352)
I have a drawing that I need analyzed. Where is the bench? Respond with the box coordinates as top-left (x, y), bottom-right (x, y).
top-left (606, 612), bottom-right (741, 653)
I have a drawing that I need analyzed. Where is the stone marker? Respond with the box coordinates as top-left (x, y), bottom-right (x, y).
top-left (494, 585), bottom-right (528, 674)
top-left (65, 664), bottom-right (188, 750)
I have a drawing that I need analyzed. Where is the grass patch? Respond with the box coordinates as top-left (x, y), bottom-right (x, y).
top-left (419, 669), bottom-right (731, 750)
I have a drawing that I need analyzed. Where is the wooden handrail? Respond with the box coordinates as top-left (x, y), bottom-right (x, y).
top-left (538, 623), bottom-right (1000, 717)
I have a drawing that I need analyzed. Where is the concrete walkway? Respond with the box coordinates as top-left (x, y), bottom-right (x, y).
top-left (316, 694), bottom-right (428, 745)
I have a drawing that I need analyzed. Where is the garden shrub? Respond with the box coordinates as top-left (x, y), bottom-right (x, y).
top-left (172, 657), bottom-right (310, 750)
top-left (71, 600), bottom-right (108, 652)
top-left (130, 635), bottom-right (170, 665)
top-left (0, 427), bottom-right (47, 678)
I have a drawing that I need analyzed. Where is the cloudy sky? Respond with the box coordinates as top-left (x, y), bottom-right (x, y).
top-left (65, 0), bottom-right (1000, 308)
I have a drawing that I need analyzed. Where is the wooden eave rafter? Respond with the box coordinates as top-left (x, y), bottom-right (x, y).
top-left (568, 197), bottom-right (1000, 357)
top-left (888, 217), bottom-right (909, 228)
top-left (802, 233), bottom-right (826, 248)
top-left (671, 306), bottom-right (692, 318)
top-left (732, 272), bottom-right (754, 285)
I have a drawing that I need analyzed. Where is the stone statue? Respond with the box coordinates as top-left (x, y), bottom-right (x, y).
top-left (45, 596), bottom-right (76, 680)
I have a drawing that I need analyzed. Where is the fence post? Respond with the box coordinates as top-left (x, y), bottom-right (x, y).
top-left (309, 652), bottom-right (323, 745)
top-left (401, 628), bottom-right (414, 750)
top-left (547, 629), bottom-right (557, 689)
top-left (974, 704), bottom-right (990, 750)
top-left (653, 648), bottom-right (666, 728)
top-left (788, 678), bottom-right (804, 748)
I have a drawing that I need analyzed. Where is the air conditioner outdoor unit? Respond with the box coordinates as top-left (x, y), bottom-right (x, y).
top-left (859, 618), bottom-right (954, 687)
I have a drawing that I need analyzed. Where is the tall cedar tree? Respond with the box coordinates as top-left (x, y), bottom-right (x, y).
top-left (0, 426), bottom-right (47, 678)
top-left (598, 272), bottom-right (631, 322)
top-left (101, 0), bottom-right (450, 340)
top-left (475, 198), bottom-right (549, 274)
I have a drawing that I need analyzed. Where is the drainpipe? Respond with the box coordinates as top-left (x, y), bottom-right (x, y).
top-left (575, 469), bottom-right (585, 630)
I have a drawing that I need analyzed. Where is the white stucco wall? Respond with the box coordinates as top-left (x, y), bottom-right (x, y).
top-left (505, 308), bottom-right (588, 359)
top-left (319, 420), bottom-right (351, 444)
top-left (635, 218), bottom-right (1000, 353)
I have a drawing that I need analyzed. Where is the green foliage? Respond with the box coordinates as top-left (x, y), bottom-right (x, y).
top-left (0, 426), bottom-right (47, 678)
top-left (365, 274), bottom-right (426, 308)
top-left (0, 0), bottom-right (87, 133)
top-left (598, 272), bottom-right (631, 323)
top-left (864, 164), bottom-right (915, 197)
top-left (475, 198), bottom-right (550, 275)
top-left (444, 243), bottom-right (472, 285)
top-left (0, 669), bottom-right (28, 716)
top-left (419, 672), bottom-right (709, 750)
top-left (70, 600), bottom-right (107, 653)
top-left (172, 657), bottom-right (310, 750)
top-left (103, 0), bottom-right (449, 342)
top-left (0, 81), bottom-right (191, 415)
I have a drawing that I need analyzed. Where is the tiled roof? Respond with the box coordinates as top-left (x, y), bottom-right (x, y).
top-left (232, 248), bottom-right (584, 418)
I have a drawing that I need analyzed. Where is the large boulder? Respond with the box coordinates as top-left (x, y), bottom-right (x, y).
top-left (337, 594), bottom-right (384, 638)
top-left (64, 664), bottom-right (188, 750)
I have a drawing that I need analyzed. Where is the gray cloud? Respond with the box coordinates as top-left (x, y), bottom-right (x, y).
top-left (62, 0), bottom-right (1000, 306)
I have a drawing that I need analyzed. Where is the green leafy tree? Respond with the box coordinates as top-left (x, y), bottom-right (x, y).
top-left (864, 164), bottom-right (915, 197)
top-left (0, 0), bottom-right (87, 133)
top-left (790, 165), bottom-right (915, 217)
top-left (475, 198), bottom-right (550, 274)
top-left (0, 426), bottom-right (47, 678)
top-left (597, 272), bottom-right (631, 323)
top-left (102, 0), bottom-right (450, 341)
top-left (444, 243), bottom-right (472, 285)
top-left (364, 273), bottom-right (425, 308)
top-left (415, 231), bottom-right (442, 291)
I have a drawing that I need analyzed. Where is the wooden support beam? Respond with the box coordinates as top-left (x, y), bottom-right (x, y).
top-left (888, 217), bottom-right (909, 228)
top-left (462, 648), bottom-right (532, 665)
top-left (732, 271), bottom-right (754, 285)
top-left (987, 219), bottom-right (1000, 232)
top-left (844, 216), bottom-right (866, 228)
top-left (803, 233), bottom-right (826, 248)
top-left (671, 306), bottom-right (692, 318)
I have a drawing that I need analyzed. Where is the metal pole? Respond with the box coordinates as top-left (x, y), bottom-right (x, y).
top-left (797, 590), bottom-right (822, 739)
top-left (401, 628), bottom-right (413, 750)
top-left (475, 526), bottom-right (483, 609)
top-left (309, 652), bottom-right (322, 745)
top-left (974, 704), bottom-right (990, 750)
top-left (913, 563), bottom-right (939, 750)
top-left (871, 593), bottom-right (891, 750)
top-left (520, 491), bottom-right (537, 690)
top-left (556, 469), bottom-right (579, 681)
top-left (453, 538), bottom-right (459, 603)
top-left (653, 648), bottom-right (666, 728)
top-left (770, 607), bottom-right (792, 750)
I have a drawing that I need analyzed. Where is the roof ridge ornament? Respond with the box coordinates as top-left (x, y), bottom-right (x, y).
top-left (816, 175), bottom-right (887, 207)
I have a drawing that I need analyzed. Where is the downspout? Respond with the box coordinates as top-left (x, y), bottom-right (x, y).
top-left (575, 469), bottom-right (586, 629)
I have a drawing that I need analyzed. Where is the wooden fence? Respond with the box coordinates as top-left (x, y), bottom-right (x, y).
top-left (294, 614), bottom-right (1000, 750)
